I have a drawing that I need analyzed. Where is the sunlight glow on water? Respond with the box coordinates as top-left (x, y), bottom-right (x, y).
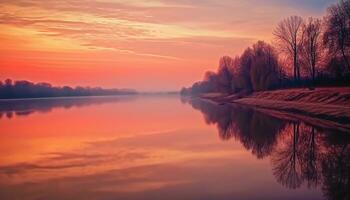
top-left (0, 95), bottom-right (348, 200)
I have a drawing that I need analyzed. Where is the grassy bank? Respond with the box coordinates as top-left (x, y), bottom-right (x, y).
top-left (199, 87), bottom-right (350, 124)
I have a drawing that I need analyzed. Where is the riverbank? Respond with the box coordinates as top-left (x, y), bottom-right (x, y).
top-left (199, 87), bottom-right (350, 125)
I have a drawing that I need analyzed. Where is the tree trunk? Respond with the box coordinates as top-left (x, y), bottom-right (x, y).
top-left (312, 58), bottom-right (316, 85)
top-left (341, 47), bottom-right (350, 72)
top-left (294, 51), bottom-right (297, 83)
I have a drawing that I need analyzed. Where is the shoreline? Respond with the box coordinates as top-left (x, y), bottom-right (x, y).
top-left (197, 87), bottom-right (350, 129)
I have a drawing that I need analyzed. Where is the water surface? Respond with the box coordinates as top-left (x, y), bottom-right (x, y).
top-left (0, 95), bottom-right (349, 200)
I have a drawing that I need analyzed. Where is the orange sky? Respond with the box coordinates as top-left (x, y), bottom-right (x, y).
top-left (0, 0), bottom-right (334, 91)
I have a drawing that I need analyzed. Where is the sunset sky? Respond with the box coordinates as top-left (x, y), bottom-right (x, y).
top-left (0, 0), bottom-right (335, 91)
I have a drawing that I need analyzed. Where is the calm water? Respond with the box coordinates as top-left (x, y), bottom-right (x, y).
top-left (0, 95), bottom-right (349, 200)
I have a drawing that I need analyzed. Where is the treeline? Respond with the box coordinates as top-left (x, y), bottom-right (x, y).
top-left (185, 97), bottom-right (350, 198)
top-left (0, 79), bottom-right (138, 99)
top-left (181, 0), bottom-right (350, 95)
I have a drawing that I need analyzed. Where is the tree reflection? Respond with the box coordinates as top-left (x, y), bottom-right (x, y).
top-left (271, 123), bottom-right (320, 189)
top-left (272, 123), bottom-right (349, 199)
top-left (185, 97), bottom-right (286, 158)
top-left (0, 95), bottom-right (136, 119)
top-left (299, 126), bottom-right (320, 188)
top-left (271, 123), bottom-right (302, 189)
top-left (233, 105), bottom-right (287, 158)
top-left (320, 132), bottom-right (350, 200)
top-left (185, 97), bottom-right (350, 199)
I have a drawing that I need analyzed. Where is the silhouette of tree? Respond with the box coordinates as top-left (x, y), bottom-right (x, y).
top-left (182, 41), bottom-right (283, 95)
top-left (0, 79), bottom-right (138, 99)
top-left (274, 16), bottom-right (304, 83)
top-left (236, 47), bottom-right (254, 91)
top-left (4, 79), bottom-right (12, 86)
top-left (324, 0), bottom-right (350, 72)
top-left (216, 56), bottom-right (235, 93)
top-left (250, 41), bottom-right (280, 91)
top-left (301, 17), bottom-right (323, 84)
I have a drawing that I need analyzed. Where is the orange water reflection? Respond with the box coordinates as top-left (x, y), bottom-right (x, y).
top-left (0, 96), bottom-right (348, 200)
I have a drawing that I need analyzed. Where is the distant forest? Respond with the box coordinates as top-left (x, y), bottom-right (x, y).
top-left (0, 79), bottom-right (138, 99)
top-left (182, 0), bottom-right (350, 95)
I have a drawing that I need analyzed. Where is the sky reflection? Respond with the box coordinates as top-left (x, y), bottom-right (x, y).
top-left (0, 96), bottom-right (348, 200)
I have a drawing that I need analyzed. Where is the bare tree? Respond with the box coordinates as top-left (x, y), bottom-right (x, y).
top-left (302, 17), bottom-right (322, 84)
top-left (219, 56), bottom-right (235, 71)
top-left (274, 16), bottom-right (304, 82)
top-left (217, 56), bottom-right (235, 93)
top-left (250, 41), bottom-right (280, 91)
top-left (237, 47), bottom-right (254, 91)
top-left (323, 0), bottom-right (350, 71)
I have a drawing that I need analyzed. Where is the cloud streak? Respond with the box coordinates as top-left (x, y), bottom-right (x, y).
top-left (0, 0), bottom-right (336, 90)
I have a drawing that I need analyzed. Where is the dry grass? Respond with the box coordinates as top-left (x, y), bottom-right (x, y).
top-left (201, 87), bottom-right (350, 124)
top-left (249, 87), bottom-right (350, 106)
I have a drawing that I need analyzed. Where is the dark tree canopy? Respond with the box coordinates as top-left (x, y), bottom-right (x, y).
top-left (182, 0), bottom-right (350, 97)
top-left (323, 0), bottom-right (350, 72)
top-left (0, 79), bottom-right (138, 99)
top-left (182, 41), bottom-right (282, 95)
top-left (301, 17), bottom-right (322, 83)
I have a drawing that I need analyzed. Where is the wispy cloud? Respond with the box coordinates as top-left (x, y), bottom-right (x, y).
top-left (0, 0), bottom-right (336, 90)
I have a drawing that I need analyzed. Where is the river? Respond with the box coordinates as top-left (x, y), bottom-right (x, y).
top-left (0, 95), bottom-right (348, 200)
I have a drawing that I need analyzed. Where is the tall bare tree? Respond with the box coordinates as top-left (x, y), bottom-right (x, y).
top-left (324, 0), bottom-right (350, 72)
top-left (274, 16), bottom-right (304, 82)
top-left (302, 17), bottom-right (322, 83)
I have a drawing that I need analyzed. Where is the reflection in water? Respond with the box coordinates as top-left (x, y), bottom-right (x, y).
top-left (0, 96), bottom-right (348, 200)
top-left (0, 96), bottom-right (136, 119)
top-left (272, 123), bottom-right (316, 189)
top-left (184, 97), bottom-right (287, 159)
top-left (320, 132), bottom-right (350, 200)
top-left (184, 97), bottom-right (350, 200)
